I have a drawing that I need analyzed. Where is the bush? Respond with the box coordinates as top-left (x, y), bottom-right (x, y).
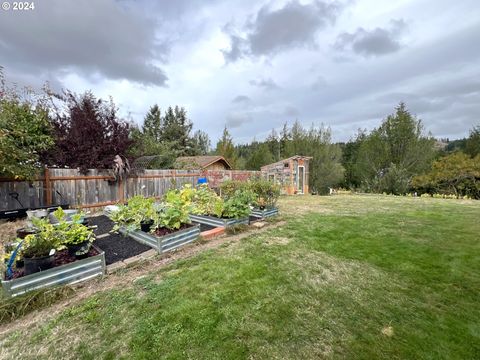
top-left (249, 179), bottom-right (281, 208)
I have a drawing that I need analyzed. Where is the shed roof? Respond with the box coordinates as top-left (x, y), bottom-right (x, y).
top-left (260, 155), bottom-right (312, 171)
top-left (176, 156), bottom-right (232, 170)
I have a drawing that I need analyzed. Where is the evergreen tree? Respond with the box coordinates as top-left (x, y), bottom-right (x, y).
top-left (142, 104), bottom-right (162, 141)
top-left (160, 106), bottom-right (194, 156)
top-left (265, 128), bottom-right (280, 161)
top-left (246, 142), bottom-right (274, 170)
top-left (192, 130), bottom-right (211, 155)
top-left (355, 102), bottom-right (436, 194)
top-left (279, 122), bottom-right (290, 158)
top-left (215, 126), bottom-right (237, 167)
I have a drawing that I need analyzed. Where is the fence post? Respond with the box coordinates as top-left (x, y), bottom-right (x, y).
top-left (44, 168), bottom-right (52, 206)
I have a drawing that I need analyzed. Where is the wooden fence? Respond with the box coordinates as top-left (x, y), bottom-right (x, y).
top-left (0, 168), bottom-right (261, 211)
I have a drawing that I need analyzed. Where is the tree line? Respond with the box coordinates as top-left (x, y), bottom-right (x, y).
top-left (0, 69), bottom-right (478, 198)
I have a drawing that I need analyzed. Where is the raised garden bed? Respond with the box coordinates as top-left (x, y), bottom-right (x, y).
top-left (2, 245), bottom-right (105, 297)
top-left (95, 233), bottom-right (152, 265)
top-left (250, 207), bottom-right (279, 219)
top-left (120, 223), bottom-right (201, 254)
top-left (190, 214), bottom-right (249, 228)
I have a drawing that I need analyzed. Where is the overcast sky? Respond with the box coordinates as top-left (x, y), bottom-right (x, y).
top-left (1, 0), bottom-right (479, 144)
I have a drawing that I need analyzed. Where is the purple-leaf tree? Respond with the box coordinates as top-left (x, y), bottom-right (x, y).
top-left (42, 91), bottom-right (133, 173)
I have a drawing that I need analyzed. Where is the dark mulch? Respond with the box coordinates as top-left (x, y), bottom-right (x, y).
top-left (95, 233), bottom-right (151, 265)
top-left (154, 223), bottom-right (194, 237)
top-left (87, 215), bottom-right (114, 235)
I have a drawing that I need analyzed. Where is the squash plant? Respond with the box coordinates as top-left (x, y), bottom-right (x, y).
top-left (109, 196), bottom-right (157, 232)
top-left (222, 189), bottom-right (255, 219)
top-left (190, 185), bottom-right (224, 218)
top-left (154, 190), bottom-right (191, 230)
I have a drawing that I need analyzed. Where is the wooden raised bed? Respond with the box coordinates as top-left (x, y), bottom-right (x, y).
top-left (189, 214), bottom-right (249, 228)
top-left (251, 207), bottom-right (279, 219)
top-left (1, 245), bottom-right (106, 298)
top-left (120, 224), bottom-right (201, 254)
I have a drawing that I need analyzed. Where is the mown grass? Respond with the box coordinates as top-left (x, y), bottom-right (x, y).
top-left (0, 194), bottom-right (479, 359)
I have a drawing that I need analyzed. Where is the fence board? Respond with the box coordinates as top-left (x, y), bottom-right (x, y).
top-left (0, 168), bottom-right (260, 211)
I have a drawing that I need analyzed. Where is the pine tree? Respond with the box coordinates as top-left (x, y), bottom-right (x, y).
top-left (279, 122), bottom-right (290, 158)
top-left (215, 126), bottom-right (237, 168)
top-left (142, 104), bottom-right (162, 141)
top-left (160, 106), bottom-right (194, 156)
top-left (266, 128), bottom-right (280, 161)
top-left (192, 130), bottom-right (211, 155)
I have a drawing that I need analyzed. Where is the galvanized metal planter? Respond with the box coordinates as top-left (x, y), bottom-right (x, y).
top-left (1, 245), bottom-right (106, 298)
top-left (251, 207), bottom-right (279, 219)
top-left (189, 214), bottom-right (249, 228)
top-left (120, 224), bottom-right (200, 254)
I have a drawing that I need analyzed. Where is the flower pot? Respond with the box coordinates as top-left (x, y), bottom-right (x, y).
top-left (16, 227), bottom-right (38, 239)
top-left (24, 254), bottom-right (55, 275)
top-left (67, 241), bottom-right (92, 259)
top-left (140, 220), bottom-right (154, 232)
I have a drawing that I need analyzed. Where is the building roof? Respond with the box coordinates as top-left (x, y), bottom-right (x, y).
top-left (260, 155), bottom-right (312, 171)
top-left (176, 156), bottom-right (232, 170)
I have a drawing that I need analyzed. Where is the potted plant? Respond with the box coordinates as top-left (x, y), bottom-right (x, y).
top-left (21, 218), bottom-right (60, 275)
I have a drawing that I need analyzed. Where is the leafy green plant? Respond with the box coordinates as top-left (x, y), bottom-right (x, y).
top-left (190, 185), bottom-right (224, 218)
top-left (222, 190), bottom-right (255, 219)
top-left (50, 208), bottom-right (94, 246)
top-left (21, 218), bottom-right (60, 259)
top-left (154, 190), bottom-right (191, 230)
top-left (109, 196), bottom-right (157, 232)
top-left (219, 180), bottom-right (250, 198)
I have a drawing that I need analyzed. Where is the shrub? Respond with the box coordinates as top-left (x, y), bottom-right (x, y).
top-left (219, 180), bottom-right (250, 198)
top-left (249, 179), bottom-right (281, 209)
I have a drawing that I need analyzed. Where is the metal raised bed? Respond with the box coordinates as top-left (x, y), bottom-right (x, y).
top-left (189, 214), bottom-right (249, 228)
top-left (1, 245), bottom-right (106, 298)
top-left (251, 207), bottom-right (279, 219)
top-left (120, 224), bottom-right (200, 254)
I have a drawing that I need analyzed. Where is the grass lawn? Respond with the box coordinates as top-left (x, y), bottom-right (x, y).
top-left (1, 194), bottom-right (479, 359)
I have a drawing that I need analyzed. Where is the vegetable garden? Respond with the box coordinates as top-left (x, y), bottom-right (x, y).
top-left (1, 179), bottom-right (280, 297)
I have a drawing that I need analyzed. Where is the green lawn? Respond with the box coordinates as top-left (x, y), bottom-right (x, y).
top-left (1, 195), bottom-right (479, 359)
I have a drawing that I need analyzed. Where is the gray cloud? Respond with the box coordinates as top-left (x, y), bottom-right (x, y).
top-left (226, 111), bottom-right (253, 128)
top-left (0, 0), bottom-right (168, 86)
top-left (232, 95), bottom-right (252, 103)
top-left (223, 0), bottom-right (341, 62)
top-left (335, 19), bottom-right (407, 57)
top-left (249, 78), bottom-right (280, 91)
top-left (284, 105), bottom-right (300, 117)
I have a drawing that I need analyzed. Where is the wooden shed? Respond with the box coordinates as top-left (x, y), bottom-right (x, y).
top-left (261, 155), bottom-right (312, 195)
top-left (175, 156), bottom-right (232, 171)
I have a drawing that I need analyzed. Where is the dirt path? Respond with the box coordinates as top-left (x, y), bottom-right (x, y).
top-left (0, 220), bottom-right (285, 337)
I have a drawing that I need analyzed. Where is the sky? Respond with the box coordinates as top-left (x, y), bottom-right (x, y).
top-left (1, 0), bottom-right (479, 144)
